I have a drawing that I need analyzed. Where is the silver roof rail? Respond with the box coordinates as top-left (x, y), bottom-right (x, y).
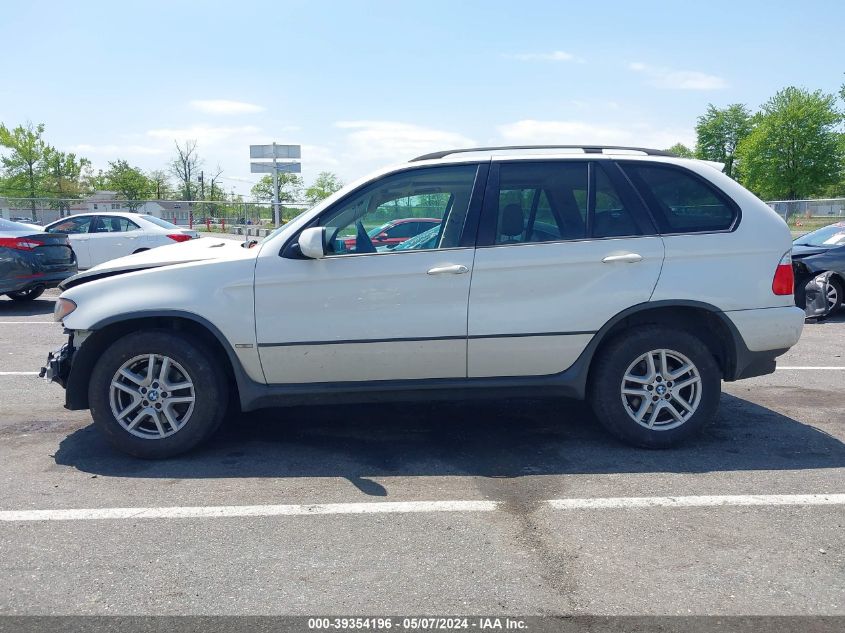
top-left (409, 145), bottom-right (676, 162)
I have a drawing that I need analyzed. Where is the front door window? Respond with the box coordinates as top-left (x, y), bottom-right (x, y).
top-left (317, 164), bottom-right (479, 255)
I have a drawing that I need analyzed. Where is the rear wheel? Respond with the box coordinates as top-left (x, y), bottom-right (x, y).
top-left (589, 327), bottom-right (721, 448)
top-left (7, 285), bottom-right (45, 301)
top-left (89, 330), bottom-right (228, 458)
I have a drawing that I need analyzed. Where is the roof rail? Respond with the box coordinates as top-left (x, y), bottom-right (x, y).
top-left (409, 145), bottom-right (676, 162)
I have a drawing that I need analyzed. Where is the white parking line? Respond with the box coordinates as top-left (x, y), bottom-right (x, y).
top-left (0, 500), bottom-right (498, 522)
top-left (1, 494), bottom-right (842, 523)
top-left (546, 493), bottom-right (845, 510)
top-left (0, 372), bottom-right (39, 376)
top-left (777, 366), bottom-right (845, 370)
top-left (0, 321), bottom-right (56, 324)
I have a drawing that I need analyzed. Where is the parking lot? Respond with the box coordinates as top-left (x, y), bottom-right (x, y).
top-left (0, 289), bottom-right (843, 616)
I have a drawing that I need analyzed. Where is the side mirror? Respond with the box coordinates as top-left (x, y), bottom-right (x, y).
top-left (298, 227), bottom-right (326, 259)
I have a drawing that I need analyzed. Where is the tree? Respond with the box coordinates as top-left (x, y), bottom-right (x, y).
top-left (694, 104), bottom-right (753, 178)
top-left (250, 173), bottom-right (304, 203)
top-left (305, 171), bottom-right (343, 205)
top-left (105, 160), bottom-right (153, 209)
top-left (170, 140), bottom-right (202, 200)
top-left (148, 169), bottom-right (172, 199)
top-left (666, 143), bottom-right (695, 158)
top-left (42, 147), bottom-right (91, 216)
top-left (736, 87), bottom-right (844, 200)
top-left (0, 122), bottom-right (48, 219)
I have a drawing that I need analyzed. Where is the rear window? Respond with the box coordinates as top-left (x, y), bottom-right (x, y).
top-left (141, 215), bottom-right (179, 229)
top-left (621, 164), bottom-right (737, 233)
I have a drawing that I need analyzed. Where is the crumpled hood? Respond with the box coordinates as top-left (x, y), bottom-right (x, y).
top-left (59, 237), bottom-right (253, 290)
top-left (791, 244), bottom-right (830, 259)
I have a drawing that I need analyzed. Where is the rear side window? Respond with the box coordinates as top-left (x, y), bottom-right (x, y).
top-left (621, 164), bottom-right (737, 233)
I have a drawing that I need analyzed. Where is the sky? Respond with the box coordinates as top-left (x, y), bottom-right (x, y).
top-left (1, 0), bottom-right (843, 197)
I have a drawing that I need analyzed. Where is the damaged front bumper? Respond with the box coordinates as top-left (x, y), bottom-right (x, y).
top-left (39, 337), bottom-right (74, 387)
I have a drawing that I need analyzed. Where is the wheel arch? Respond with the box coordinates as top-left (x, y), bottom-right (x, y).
top-left (579, 301), bottom-right (747, 393)
top-left (65, 311), bottom-right (246, 411)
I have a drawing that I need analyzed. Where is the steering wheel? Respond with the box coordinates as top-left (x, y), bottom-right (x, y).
top-left (355, 220), bottom-right (377, 254)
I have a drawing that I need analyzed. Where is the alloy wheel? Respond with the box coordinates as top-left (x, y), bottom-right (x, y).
top-left (620, 348), bottom-right (702, 431)
top-left (109, 354), bottom-right (196, 439)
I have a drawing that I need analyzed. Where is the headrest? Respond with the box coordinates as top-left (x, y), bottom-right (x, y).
top-left (500, 204), bottom-right (524, 237)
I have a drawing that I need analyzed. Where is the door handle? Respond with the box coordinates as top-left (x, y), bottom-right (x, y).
top-left (602, 253), bottom-right (643, 264)
top-left (427, 264), bottom-right (469, 275)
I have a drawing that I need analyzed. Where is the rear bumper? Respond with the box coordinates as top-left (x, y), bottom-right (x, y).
top-left (723, 306), bottom-right (804, 381)
top-left (1, 269), bottom-right (75, 294)
top-left (724, 306), bottom-right (805, 353)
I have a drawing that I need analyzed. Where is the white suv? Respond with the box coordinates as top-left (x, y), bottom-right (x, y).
top-left (42, 146), bottom-right (805, 458)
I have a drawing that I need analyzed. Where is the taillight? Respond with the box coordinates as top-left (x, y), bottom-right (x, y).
top-left (772, 251), bottom-right (794, 295)
top-left (0, 237), bottom-right (44, 251)
top-left (167, 234), bottom-right (192, 243)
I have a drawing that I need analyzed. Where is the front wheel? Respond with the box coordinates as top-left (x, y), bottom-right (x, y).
top-left (827, 277), bottom-right (843, 314)
top-left (589, 327), bottom-right (721, 448)
top-left (89, 330), bottom-right (229, 458)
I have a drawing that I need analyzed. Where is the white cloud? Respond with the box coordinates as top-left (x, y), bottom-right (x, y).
top-left (335, 121), bottom-right (475, 162)
top-left (67, 143), bottom-right (165, 156)
top-left (146, 125), bottom-right (262, 145)
top-left (628, 62), bottom-right (727, 90)
top-left (189, 99), bottom-right (265, 114)
top-left (507, 50), bottom-right (583, 63)
top-left (497, 119), bottom-right (694, 151)
top-left (302, 144), bottom-right (340, 167)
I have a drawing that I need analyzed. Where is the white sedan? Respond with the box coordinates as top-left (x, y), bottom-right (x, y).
top-left (44, 212), bottom-right (199, 269)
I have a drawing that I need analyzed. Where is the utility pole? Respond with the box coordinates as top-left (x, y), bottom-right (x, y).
top-left (199, 171), bottom-right (205, 200)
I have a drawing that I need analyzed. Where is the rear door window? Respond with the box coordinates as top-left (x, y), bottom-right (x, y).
top-left (483, 161), bottom-right (647, 245)
top-left (620, 163), bottom-right (738, 233)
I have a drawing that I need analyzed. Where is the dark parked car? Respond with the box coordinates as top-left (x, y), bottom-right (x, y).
top-left (792, 222), bottom-right (845, 314)
top-left (0, 218), bottom-right (77, 302)
top-left (342, 218), bottom-right (441, 251)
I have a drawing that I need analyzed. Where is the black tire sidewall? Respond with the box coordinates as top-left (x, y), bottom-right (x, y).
top-left (8, 286), bottom-right (45, 301)
top-left (89, 330), bottom-right (227, 458)
top-left (590, 327), bottom-right (721, 448)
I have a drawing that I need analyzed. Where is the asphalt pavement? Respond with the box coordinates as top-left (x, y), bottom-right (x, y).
top-left (0, 288), bottom-right (842, 616)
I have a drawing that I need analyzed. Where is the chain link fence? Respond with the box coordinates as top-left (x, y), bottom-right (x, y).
top-left (0, 197), bottom-right (311, 232)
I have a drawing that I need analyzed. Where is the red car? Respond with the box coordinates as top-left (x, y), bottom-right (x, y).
top-left (343, 218), bottom-right (441, 250)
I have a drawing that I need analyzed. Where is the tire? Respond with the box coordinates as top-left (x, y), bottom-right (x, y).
top-left (89, 330), bottom-right (229, 458)
top-left (827, 277), bottom-right (843, 314)
top-left (7, 285), bottom-right (45, 302)
top-left (589, 326), bottom-right (721, 448)
top-left (132, 248), bottom-right (150, 254)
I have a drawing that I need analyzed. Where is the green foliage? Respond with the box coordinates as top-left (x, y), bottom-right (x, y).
top-left (42, 146), bottom-right (91, 214)
top-left (0, 122), bottom-right (48, 218)
top-left (666, 143), bottom-right (695, 158)
top-left (736, 87), bottom-right (844, 200)
top-left (694, 104), bottom-right (753, 178)
top-left (250, 173), bottom-right (304, 203)
top-left (148, 169), bottom-right (172, 199)
top-left (305, 171), bottom-right (343, 204)
top-left (105, 159), bottom-right (153, 209)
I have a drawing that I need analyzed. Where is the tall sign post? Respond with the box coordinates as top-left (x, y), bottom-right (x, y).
top-left (250, 143), bottom-right (301, 226)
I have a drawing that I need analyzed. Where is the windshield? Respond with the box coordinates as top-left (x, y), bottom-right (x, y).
top-left (795, 223), bottom-right (845, 247)
top-left (258, 208), bottom-right (310, 244)
top-left (367, 222), bottom-right (393, 238)
top-left (393, 224), bottom-right (441, 251)
top-left (141, 215), bottom-right (180, 229)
